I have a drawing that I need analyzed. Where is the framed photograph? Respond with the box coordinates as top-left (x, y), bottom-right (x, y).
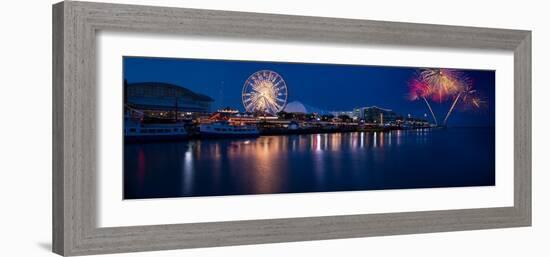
top-left (53, 1), bottom-right (531, 256)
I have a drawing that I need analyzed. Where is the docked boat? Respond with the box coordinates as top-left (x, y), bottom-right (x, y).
top-left (124, 115), bottom-right (188, 142)
top-left (199, 121), bottom-right (259, 138)
top-left (288, 121), bottom-right (300, 130)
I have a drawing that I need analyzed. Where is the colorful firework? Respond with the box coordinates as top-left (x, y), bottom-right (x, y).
top-left (442, 83), bottom-right (486, 125)
top-left (420, 68), bottom-right (465, 102)
top-left (469, 96), bottom-right (486, 108)
top-left (409, 68), bottom-right (485, 126)
top-left (460, 85), bottom-right (486, 110)
top-left (408, 76), bottom-right (432, 101)
top-left (408, 75), bottom-right (438, 125)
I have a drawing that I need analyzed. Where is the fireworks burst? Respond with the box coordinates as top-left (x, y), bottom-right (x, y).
top-left (409, 68), bottom-right (485, 126)
top-left (469, 97), bottom-right (485, 108)
top-left (420, 68), bottom-right (465, 102)
top-left (442, 83), bottom-right (486, 125)
top-left (461, 84), bottom-right (486, 109)
top-left (408, 75), bottom-right (438, 125)
top-left (408, 76), bottom-right (431, 101)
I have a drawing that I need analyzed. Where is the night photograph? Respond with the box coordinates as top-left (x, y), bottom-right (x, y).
top-left (123, 56), bottom-right (495, 199)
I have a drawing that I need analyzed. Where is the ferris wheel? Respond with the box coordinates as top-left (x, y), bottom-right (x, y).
top-left (242, 70), bottom-right (288, 115)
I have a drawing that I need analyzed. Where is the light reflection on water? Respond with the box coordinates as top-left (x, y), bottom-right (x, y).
top-left (124, 128), bottom-right (495, 199)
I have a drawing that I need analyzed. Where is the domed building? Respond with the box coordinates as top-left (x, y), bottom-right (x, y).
top-left (283, 101), bottom-right (327, 114)
top-left (125, 82), bottom-right (214, 114)
top-left (283, 101), bottom-right (307, 113)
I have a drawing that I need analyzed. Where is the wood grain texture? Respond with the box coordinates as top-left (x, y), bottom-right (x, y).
top-left (52, 2), bottom-right (65, 254)
top-left (52, 1), bottom-right (532, 256)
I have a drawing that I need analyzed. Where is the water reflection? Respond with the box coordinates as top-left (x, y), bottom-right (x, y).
top-left (124, 128), bottom-right (495, 199)
top-left (136, 148), bottom-right (146, 186)
top-left (182, 145), bottom-right (194, 195)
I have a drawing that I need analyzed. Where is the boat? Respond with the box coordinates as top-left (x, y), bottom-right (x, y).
top-left (124, 114), bottom-right (188, 142)
top-left (288, 121), bottom-right (300, 130)
top-left (199, 121), bottom-right (259, 138)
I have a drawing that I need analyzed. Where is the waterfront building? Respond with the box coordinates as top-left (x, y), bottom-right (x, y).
top-left (363, 106), bottom-right (399, 124)
top-left (217, 107), bottom-right (239, 114)
top-left (353, 106), bottom-right (400, 125)
top-left (403, 117), bottom-right (430, 127)
top-left (204, 110), bottom-right (267, 126)
top-left (230, 114), bottom-right (261, 125)
top-left (330, 111), bottom-right (355, 119)
top-left (353, 107), bottom-right (364, 120)
top-left (125, 82), bottom-right (214, 118)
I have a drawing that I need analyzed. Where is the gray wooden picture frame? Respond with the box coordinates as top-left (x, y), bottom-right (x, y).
top-left (52, 1), bottom-right (531, 256)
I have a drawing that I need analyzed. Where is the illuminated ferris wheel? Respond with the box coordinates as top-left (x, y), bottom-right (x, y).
top-left (242, 70), bottom-right (288, 115)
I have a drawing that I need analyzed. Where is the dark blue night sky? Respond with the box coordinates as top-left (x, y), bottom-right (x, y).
top-left (123, 57), bottom-right (495, 127)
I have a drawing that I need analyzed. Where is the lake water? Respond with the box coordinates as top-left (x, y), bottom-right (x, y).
top-left (124, 127), bottom-right (495, 199)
